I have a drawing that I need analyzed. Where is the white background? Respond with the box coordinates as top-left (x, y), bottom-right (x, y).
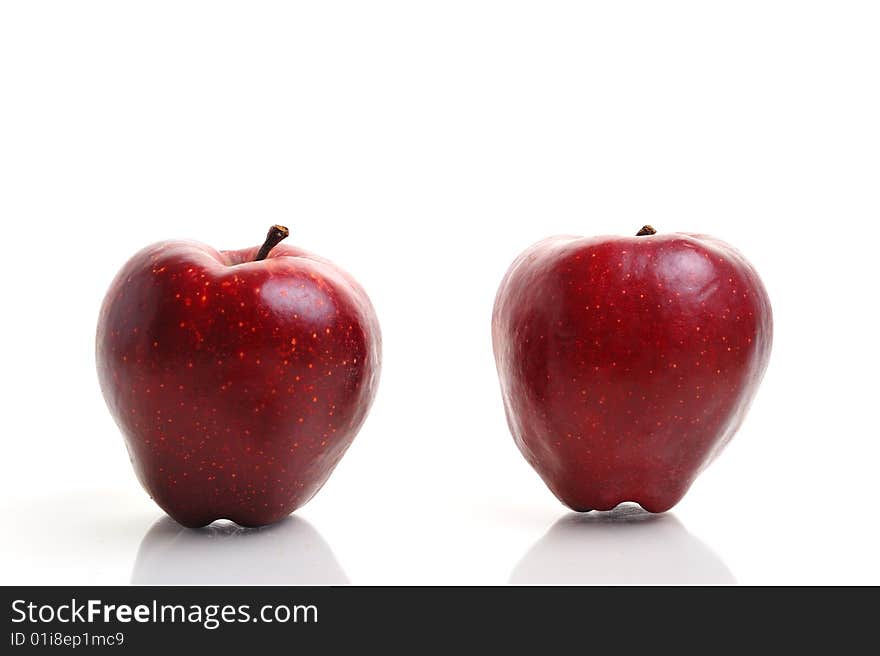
top-left (1, 1), bottom-right (878, 585)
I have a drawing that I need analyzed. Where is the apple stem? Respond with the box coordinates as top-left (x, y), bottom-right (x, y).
top-left (636, 225), bottom-right (657, 236)
top-left (254, 225), bottom-right (290, 261)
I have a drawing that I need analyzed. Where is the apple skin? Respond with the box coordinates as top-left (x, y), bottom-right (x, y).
top-left (97, 237), bottom-right (381, 527)
top-left (492, 230), bottom-right (772, 513)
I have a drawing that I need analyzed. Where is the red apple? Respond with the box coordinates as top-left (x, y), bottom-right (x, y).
top-left (97, 226), bottom-right (381, 527)
top-left (492, 226), bottom-right (772, 512)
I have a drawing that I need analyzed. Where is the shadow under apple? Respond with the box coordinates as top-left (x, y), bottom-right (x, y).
top-left (510, 504), bottom-right (735, 584)
top-left (132, 515), bottom-right (349, 585)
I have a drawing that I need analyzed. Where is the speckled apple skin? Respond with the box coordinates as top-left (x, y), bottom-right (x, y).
top-left (97, 240), bottom-right (381, 527)
top-left (492, 232), bottom-right (772, 513)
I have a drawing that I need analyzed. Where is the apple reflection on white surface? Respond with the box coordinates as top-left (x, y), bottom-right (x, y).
top-left (511, 505), bottom-right (735, 584)
top-left (132, 515), bottom-right (349, 585)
